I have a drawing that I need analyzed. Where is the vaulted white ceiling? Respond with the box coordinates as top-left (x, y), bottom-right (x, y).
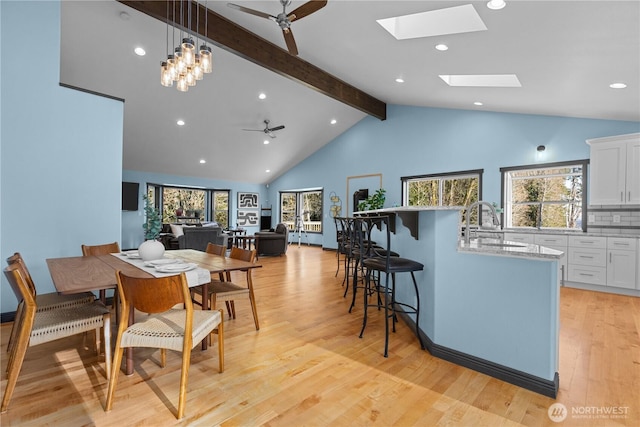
top-left (60, 1), bottom-right (640, 184)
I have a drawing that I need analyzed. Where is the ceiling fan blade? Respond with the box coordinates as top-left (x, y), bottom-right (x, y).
top-left (283, 28), bottom-right (298, 56)
top-left (227, 3), bottom-right (275, 20)
top-left (287, 0), bottom-right (327, 23)
top-left (268, 125), bottom-right (285, 132)
top-left (242, 128), bottom-right (265, 132)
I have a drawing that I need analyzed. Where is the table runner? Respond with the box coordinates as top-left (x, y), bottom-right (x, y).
top-left (111, 253), bottom-right (210, 288)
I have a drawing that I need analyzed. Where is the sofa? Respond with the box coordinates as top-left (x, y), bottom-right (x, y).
top-left (177, 226), bottom-right (229, 251)
top-left (255, 223), bottom-right (289, 256)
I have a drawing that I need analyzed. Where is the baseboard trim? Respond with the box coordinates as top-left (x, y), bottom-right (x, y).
top-left (397, 310), bottom-right (559, 398)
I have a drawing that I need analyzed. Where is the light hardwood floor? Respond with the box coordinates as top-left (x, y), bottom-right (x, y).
top-left (1, 246), bottom-right (639, 426)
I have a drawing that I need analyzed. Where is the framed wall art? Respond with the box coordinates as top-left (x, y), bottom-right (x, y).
top-left (237, 192), bottom-right (259, 227)
top-left (238, 192), bottom-right (259, 209)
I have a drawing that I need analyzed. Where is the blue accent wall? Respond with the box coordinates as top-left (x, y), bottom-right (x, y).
top-left (267, 104), bottom-right (639, 248)
top-left (1, 1), bottom-right (124, 313)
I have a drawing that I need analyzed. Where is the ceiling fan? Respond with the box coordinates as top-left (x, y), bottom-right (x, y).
top-left (242, 120), bottom-right (285, 138)
top-left (227, 0), bottom-right (328, 56)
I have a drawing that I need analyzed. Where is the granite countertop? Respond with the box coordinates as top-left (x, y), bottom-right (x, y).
top-left (499, 229), bottom-right (640, 238)
top-left (458, 238), bottom-right (564, 260)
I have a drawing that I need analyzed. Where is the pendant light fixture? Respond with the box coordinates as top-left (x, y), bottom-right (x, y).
top-left (160, 0), bottom-right (213, 92)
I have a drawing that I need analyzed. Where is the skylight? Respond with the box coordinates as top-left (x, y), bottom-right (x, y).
top-left (377, 4), bottom-right (487, 40)
top-left (439, 74), bottom-right (522, 87)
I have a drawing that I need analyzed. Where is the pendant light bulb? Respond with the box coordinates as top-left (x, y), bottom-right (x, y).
top-left (186, 67), bottom-right (196, 87)
top-left (193, 54), bottom-right (204, 81)
top-left (200, 45), bottom-right (212, 73)
top-left (175, 46), bottom-right (186, 74)
top-left (176, 74), bottom-right (189, 92)
top-left (160, 62), bottom-right (173, 87)
top-left (166, 54), bottom-right (177, 81)
top-left (182, 37), bottom-right (195, 66)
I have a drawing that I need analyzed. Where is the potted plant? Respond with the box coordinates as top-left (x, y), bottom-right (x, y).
top-left (138, 195), bottom-right (165, 261)
top-left (358, 188), bottom-right (386, 211)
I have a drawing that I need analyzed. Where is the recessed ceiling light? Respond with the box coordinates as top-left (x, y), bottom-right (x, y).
top-left (134, 47), bottom-right (146, 56)
top-left (435, 44), bottom-right (449, 51)
top-left (177, 120), bottom-right (185, 126)
top-left (199, 159), bottom-right (206, 164)
top-left (439, 74), bottom-right (521, 87)
top-left (395, 78), bottom-right (405, 83)
top-left (119, 11), bottom-right (130, 21)
top-left (609, 82), bottom-right (627, 89)
top-left (487, 0), bottom-right (506, 10)
top-left (330, 119), bottom-right (337, 125)
top-left (263, 140), bottom-right (270, 145)
top-left (474, 101), bottom-right (483, 106)
top-left (266, 169), bottom-right (271, 173)
top-left (258, 93), bottom-right (267, 99)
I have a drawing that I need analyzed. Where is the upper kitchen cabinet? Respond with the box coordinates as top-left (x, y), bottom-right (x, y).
top-left (587, 133), bottom-right (640, 205)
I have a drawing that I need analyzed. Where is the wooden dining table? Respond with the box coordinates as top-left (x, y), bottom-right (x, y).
top-left (46, 249), bottom-right (261, 375)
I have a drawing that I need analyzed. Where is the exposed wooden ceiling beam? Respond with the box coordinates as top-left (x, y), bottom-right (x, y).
top-left (118, 0), bottom-right (386, 120)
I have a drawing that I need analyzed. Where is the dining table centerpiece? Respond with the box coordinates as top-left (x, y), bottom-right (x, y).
top-left (138, 194), bottom-right (165, 261)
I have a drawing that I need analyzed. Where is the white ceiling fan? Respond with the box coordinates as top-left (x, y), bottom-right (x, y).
top-left (242, 119), bottom-right (285, 138)
top-left (227, 0), bottom-right (328, 56)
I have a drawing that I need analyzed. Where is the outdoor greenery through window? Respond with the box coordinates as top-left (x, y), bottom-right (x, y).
top-left (147, 184), bottom-right (230, 228)
top-left (280, 189), bottom-right (323, 233)
top-left (501, 161), bottom-right (587, 231)
top-left (402, 169), bottom-right (482, 222)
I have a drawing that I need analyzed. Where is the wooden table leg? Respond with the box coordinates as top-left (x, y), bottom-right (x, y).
top-left (201, 282), bottom-right (209, 350)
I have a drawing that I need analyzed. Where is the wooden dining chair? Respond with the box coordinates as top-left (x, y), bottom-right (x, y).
top-left (105, 271), bottom-right (224, 420)
top-left (81, 241), bottom-right (120, 304)
top-left (5, 253), bottom-right (96, 359)
top-left (194, 246), bottom-right (260, 330)
top-left (2, 263), bottom-right (111, 413)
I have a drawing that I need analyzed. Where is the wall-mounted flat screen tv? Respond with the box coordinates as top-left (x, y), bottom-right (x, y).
top-left (122, 182), bottom-right (139, 211)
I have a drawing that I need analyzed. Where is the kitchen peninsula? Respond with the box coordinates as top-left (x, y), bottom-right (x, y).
top-left (355, 206), bottom-right (563, 397)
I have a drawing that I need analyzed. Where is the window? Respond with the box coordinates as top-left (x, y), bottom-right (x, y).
top-left (147, 184), bottom-right (230, 228)
top-left (501, 160), bottom-right (587, 231)
top-left (211, 191), bottom-right (229, 228)
top-left (402, 169), bottom-right (482, 221)
top-left (280, 189), bottom-right (323, 233)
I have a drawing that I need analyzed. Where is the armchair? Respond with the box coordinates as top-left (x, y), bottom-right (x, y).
top-left (255, 223), bottom-right (289, 256)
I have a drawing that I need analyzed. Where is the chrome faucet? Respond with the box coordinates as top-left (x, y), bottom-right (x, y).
top-left (464, 201), bottom-right (500, 244)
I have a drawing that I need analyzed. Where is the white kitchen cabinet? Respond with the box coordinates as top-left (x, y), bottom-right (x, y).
top-left (607, 237), bottom-right (638, 289)
top-left (587, 133), bottom-right (640, 205)
top-left (503, 233), bottom-right (534, 244)
top-left (534, 234), bottom-right (568, 283)
top-left (567, 236), bottom-right (607, 286)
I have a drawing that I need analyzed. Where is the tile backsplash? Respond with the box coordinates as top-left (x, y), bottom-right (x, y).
top-left (587, 205), bottom-right (640, 235)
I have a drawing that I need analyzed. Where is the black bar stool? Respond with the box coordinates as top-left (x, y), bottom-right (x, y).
top-left (356, 215), bottom-right (425, 357)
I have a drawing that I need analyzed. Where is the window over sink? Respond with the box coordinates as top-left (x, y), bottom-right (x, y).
top-left (501, 160), bottom-right (588, 231)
